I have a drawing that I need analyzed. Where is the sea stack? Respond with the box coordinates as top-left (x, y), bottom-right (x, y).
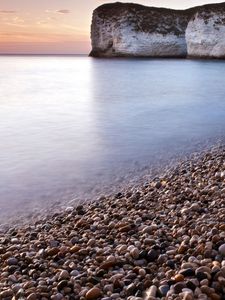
top-left (90, 2), bottom-right (225, 58)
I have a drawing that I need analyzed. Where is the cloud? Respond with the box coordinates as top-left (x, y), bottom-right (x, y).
top-left (3, 16), bottom-right (25, 27)
top-left (0, 10), bottom-right (16, 14)
top-left (56, 9), bottom-right (71, 14)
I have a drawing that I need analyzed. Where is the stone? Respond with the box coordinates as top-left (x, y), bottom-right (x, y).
top-left (100, 260), bottom-right (117, 270)
top-left (51, 294), bottom-right (64, 300)
top-left (126, 283), bottom-right (136, 296)
top-left (130, 247), bottom-right (140, 259)
top-left (58, 270), bottom-right (70, 280)
top-left (147, 249), bottom-right (158, 262)
top-left (86, 287), bottom-right (102, 300)
top-left (144, 285), bottom-right (157, 300)
top-left (142, 226), bottom-right (152, 234)
top-left (174, 274), bottom-right (185, 282)
top-left (47, 247), bottom-right (59, 256)
top-left (70, 245), bottom-right (81, 253)
top-left (174, 282), bottom-right (186, 294)
top-left (7, 257), bottom-right (18, 265)
top-left (219, 244), bottom-right (225, 256)
top-left (57, 280), bottom-right (68, 291)
top-left (182, 292), bottom-right (194, 300)
top-left (27, 293), bottom-right (37, 300)
top-left (158, 285), bottom-right (170, 297)
top-left (180, 268), bottom-right (195, 277)
top-left (0, 289), bottom-right (14, 298)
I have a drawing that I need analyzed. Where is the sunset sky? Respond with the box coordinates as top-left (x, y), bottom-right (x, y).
top-left (0, 0), bottom-right (224, 54)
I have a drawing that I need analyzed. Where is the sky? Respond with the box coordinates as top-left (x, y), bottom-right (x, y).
top-left (0, 0), bottom-right (224, 54)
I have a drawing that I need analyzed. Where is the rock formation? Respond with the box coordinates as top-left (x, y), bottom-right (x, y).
top-left (90, 2), bottom-right (225, 58)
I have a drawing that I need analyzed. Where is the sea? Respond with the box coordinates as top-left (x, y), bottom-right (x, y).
top-left (0, 55), bottom-right (225, 224)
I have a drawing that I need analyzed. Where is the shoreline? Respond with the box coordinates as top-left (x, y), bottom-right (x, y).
top-left (0, 144), bottom-right (224, 299)
top-left (1, 138), bottom-right (223, 231)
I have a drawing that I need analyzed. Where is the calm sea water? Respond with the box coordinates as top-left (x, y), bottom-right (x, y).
top-left (0, 55), bottom-right (225, 222)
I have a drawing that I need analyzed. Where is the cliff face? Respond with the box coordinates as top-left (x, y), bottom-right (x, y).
top-left (186, 5), bottom-right (225, 58)
top-left (90, 2), bottom-right (225, 58)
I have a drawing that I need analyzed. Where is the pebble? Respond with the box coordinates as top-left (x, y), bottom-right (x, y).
top-left (174, 282), bottom-right (187, 294)
top-left (147, 249), bottom-right (158, 262)
top-left (219, 244), bottom-right (225, 256)
top-left (27, 293), bottom-right (37, 300)
top-left (86, 287), bottom-right (102, 300)
top-left (7, 257), bottom-right (18, 265)
top-left (159, 285), bottom-right (170, 296)
top-left (144, 285), bottom-right (157, 299)
top-left (130, 247), bottom-right (140, 259)
top-left (0, 146), bottom-right (224, 300)
top-left (174, 274), bottom-right (185, 282)
top-left (58, 270), bottom-right (70, 280)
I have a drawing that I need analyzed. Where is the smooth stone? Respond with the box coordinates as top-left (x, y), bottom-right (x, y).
top-left (174, 282), bottom-right (186, 294)
top-left (144, 285), bottom-right (157, 299)
top-left (58, 270), bottom-right (70, 280)
top-left (7, 257), bottom-right (18, 265)
top-left (0, 289), bottom-right (14, 298)
top-left (126, 283), bottom-right (136, 296)
top-left (47, 247), bottom-right (59, 256)
top-left (70, 270), bottom-right (80, 276)
top-left (186, 280), bottom-right (198, 291)
top-left (159, 285), bottom-right (170, 296)
top-left (86, 287), bottom-right (102, 300)
top-left (139, 269), bottom-right (146, 277)
top-left (180, 268), bottom-right (195, 277)
top-left (167, 260), bottom-right (175, 269)
top-left (219, 244), bottom-right (225, 256)
top-left (147, 249), bottom-right (158, 262)
top-left (196, 272), bottom-right (208, 281)
top-left (57, 280), bottom-right (68, 291)
top-left (142, 226), bottom-right (152, 234)
top-left (111, 293), bottom-right (120, 299)
top-left (103, 284), bottom-right (113, 293)
top-left (51, 293), bottom-right (64, 300)
top-left (27, 293), bottom-right (37, 300)
top-left (201, 285), bottom-right (213, 295)
top-left (130, 247), bottom-right (140, 259)
top-left (182, 292), bottom-right (194, 300)
top-left (196, 266), bottom-right (211, 274)
top-left (175, 274), bottom-right (185, 282)
top-left (100, 260), bottom-right (117, 270)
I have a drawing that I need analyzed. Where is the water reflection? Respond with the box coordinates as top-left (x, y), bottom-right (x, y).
top-left (0, 56), bottom-right (225, 222)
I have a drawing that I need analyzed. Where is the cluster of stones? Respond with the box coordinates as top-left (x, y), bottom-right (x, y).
top-left (0, 146), bottom-right (224, 300)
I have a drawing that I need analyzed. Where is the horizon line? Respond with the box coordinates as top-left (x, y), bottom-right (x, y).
top-left (0, 53), bottom-right (89, 56)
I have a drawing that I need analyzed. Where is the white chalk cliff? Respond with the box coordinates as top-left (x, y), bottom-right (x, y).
top-left (90, 2), bottom-right (225, 58)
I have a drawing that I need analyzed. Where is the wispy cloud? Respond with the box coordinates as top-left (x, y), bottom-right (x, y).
top-left (0, 10), bottom-right (16, 14)
top-left (45, 9), bottom-right (71, 15)
top-left (56, 9), bottom-right (71, 14)
top-left (4, 16), bottom-right (26, 27)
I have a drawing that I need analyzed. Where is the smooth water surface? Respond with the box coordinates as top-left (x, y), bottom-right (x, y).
top-left (0, 56), bottom-right (225, 222)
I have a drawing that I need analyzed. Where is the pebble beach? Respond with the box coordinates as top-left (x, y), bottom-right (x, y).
top-left (0, 145), bottom-right (225, 300)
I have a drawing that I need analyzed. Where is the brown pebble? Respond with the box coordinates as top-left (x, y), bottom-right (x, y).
top-left (70, 245), bottom-right (81, 253)
top-left (85, 287), bottom-right (102, 300)
top-left (27, 293), bottom-right (37, 300)
top-left (174, 274), bottom-right (185, 282)
top-left (99, 260), bottom-right (117, 270)
top-left (47, 248), bottom-right (59, 256)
